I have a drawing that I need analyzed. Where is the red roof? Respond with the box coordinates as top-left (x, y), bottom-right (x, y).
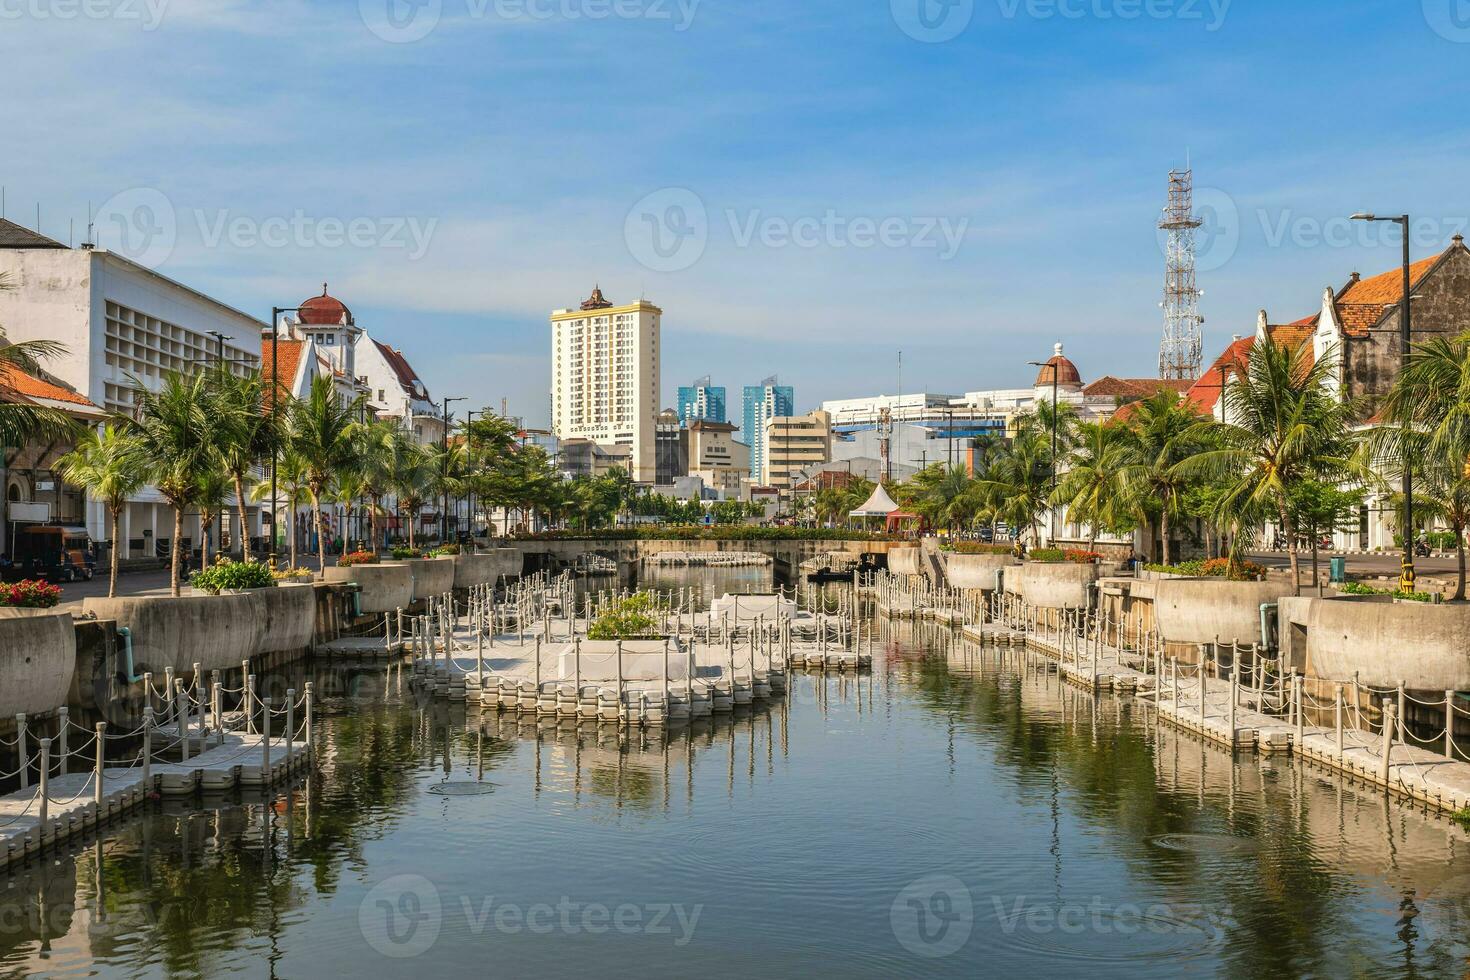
top-left (1034, 352), bottom-right (1081, 386)
top-left (1185, 316), bottom-right (1317, 413)
top-left (298, 283), bottom-right (353, 326)
top-left (373, 339), bottom-right (430, 402)
top-left (1332, 254), bottom-right (1440, 336)
top-left (262, 338), bottom-right (306, 403)
top-left (1083, 376), bottom-right (1194, 399)
top-left (0, 363), bottom-right (98, 409)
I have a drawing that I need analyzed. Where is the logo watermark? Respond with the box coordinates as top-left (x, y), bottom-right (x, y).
top-left (358, 874), bottom-right (703, 958)
top-left (1153, 185), bottom-right (1239, 272)
top-left (893, 0), bottom-right (1231, 42)
top-left (625, 187), bottom-right (969, 272)
top-left (359, 0), bottom-right (699, 43)
top-left (94, 187), bottom-right (177, 269)
top-left (1423, 0), bottom-right (1470, 43)
top-left (890, 874), bottom-right (974, 958)
top-left (0, 0), bottom-right (170, 30)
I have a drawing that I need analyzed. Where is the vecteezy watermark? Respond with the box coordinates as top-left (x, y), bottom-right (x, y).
top-left (358, 874), bottom-right (704, 958)
top-left (93, 187), bottom-right (178, 269)
top-left (1255, 210), bottom-right (1468, 252)
top-left (194, 210), bottom-right (439, 260)
top-left (1423, 0), bottom-right (1470, 43)
top-left (890, 874), bottom-right (974, 958)
top-left (359, 0), bottom-right (698, 43)
top-left (892, 0), bottom-right (1230, 42)
top-left (992, 896), bottom-right (1234, 943)
top-left (1153, 184), bottom-right (1239, 273)
top-left (624, 187), bottom-right (969, 273)
top-left (0, 0), bottom-right (170, 30)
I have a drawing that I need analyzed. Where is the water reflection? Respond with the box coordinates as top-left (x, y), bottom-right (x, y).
top-left (2, 579), bottom-right (1470, 977)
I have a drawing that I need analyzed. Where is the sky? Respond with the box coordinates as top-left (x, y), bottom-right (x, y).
top-left (4, 0), bottom-right (1470, 426)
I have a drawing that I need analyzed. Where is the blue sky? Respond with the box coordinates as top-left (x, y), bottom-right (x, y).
top-left (5, 0), bottom-right (1469, 425)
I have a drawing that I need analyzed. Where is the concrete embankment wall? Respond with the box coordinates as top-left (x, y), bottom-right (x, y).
top-left (1280, 596), bottom-right (1470, 690)
top-left (887, 547), bottom-right (922, 577)
top-left (405, 558), bottom-right (456, 601)
top-left (941, 553), bottom-right (1015, 591)
top-left (0, 611), bottom-right (78, 716)
top-left (83, 593), bottom-right (264, 676)
top-left (321, 563), bottom-right (414, 613)
top-left (1005, 562), bottom-right (1100, 609)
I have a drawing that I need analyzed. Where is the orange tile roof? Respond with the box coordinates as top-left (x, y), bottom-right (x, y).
top-left (262, 338), bottom-right (306, 400)
top-left (1084, 376), bottom-right (1194, 399)
top-left (1185, 319), bottom-right (1317, 413)
top-left (1333, 253), bottom-right (1442, 337)
top-left (0, 363), bottom-right (98, 409)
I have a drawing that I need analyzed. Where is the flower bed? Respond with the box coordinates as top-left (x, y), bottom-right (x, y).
top-left (337, 551), bottom-right (380, 567)
top-left (941, 542), bottom-right (1012, 555)
top-left (190, 558), bottom-right (276, 594)
top-left (1340, 581), bottom-right (1434, 603)
top-left (0, 579), bottom-right (62, 608)
top-left (271, 567), bottom-right (315, 583)
top-left (429, 543), bottom-right (460, 556)
top-left (390, 547), bottom-right (420, 560)
top-left (1142, 557), bottom-right (1267, 581)
top-left (1030, 548), bottom-right (1103, 564)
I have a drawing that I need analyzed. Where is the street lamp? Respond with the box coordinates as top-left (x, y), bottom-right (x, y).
top-left (441, 396), bottom-right (465, 542)
top-left (1351, 212), bottom-right (1416, 593)
top-left (465, 408), bottom-right (480, 544)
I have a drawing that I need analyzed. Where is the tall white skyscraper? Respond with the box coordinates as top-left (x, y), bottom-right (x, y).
top-left (550, 286), bottom-right (661, 483)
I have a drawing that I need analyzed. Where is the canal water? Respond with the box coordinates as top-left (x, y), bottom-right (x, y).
top-left (4, 568), bottom-right (1470, 977)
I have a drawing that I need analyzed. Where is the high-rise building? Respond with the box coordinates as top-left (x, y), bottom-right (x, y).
top-left (676, 376), bottom-right (726, 426)
top-left (550, 285), bottom-right (661, 483)
top-left (742, 377), bottom-right (793, 485)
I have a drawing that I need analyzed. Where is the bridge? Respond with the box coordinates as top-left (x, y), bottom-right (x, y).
top-left (507, 537), bottom-right (907, 582)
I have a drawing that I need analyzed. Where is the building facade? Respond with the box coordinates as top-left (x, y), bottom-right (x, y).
top-left (676, 378), bottom-right (726, 426)
top-left (0, 220), bottom-right (267, 557)
top-left (742, 378), bottom-right (793, 486)
top-left (683, 419), bottom-right (749, 493)
top-left (550, 286), bottom-right (661, 483)
top-left (763, 409), bottom-right (831, 491)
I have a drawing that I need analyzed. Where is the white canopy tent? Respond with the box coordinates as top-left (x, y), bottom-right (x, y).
top-left (850, 482), bottom-right (900, 518)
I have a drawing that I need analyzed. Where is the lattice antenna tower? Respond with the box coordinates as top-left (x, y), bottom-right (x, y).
top-left (1158, 169), bottom-right (1204, 380)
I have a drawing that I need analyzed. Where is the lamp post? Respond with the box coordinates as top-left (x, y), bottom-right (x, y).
top-left (1351, 212), bottom-right (1415, 593)
top-left (465, 409), bottom-right (479, 544)
top-left (267, 306), bottom-right (301, 568)
top-left (441, 396), bottom-right (465, 543)
top-left (1028, 357), bottom-right (1061, 548)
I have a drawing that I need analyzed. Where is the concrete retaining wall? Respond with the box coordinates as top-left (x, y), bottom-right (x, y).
top-left (321, 563), bottom-right (413, 613)
top-left (406, 557), bottom-right (456, 601)
top-left (0, 611), bottom-right (78, 716)
top-left (1148, 578), bottom-right (1284, 647)
top-left (490, 547), bottom-right (524, 580)
top-left (453, 553), bottom-right (499, 589)
top-left (1281, 596), bottom-right (1470, 690)
top-left (888, 547), bottom-right (922, 576)
top-left (941, 553), bottom-right (1015, 590)
top-left (1005, 562), bottom-right (1100, 608)
top-left (254, 584), bottom-right (318, 655)
top-left (83, 593), bottom-right (263, 676)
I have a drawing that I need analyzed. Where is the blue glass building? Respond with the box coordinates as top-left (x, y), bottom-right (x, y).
top-left (742, 378), bottom-right (794, 483)
top-left (676, 380), bottom-right (727, 426)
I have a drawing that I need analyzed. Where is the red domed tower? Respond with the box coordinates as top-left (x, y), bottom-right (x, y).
top-left (298, 283), bottom-right (354, 326)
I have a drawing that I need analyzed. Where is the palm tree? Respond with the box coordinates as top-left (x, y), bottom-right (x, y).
top-left (251, 447), bottom-right (310, 569)
top-left (57, 424), bottom-right (147, 597)
top-left (1052, 420), bottom-right (1131, 551)
top-left (195, 466), bottom-right (232, 567)
top-left (290, 376), bottom-right (363, 573)
top-left (386, 433), bottom-right (433, 550)
top-left (1115, 390), bottom-right (1208, 565)
top-left (0, 336), bottom-right (78, 449)
top-left (974, 429), bottom-right (1053, 548)
top-left (1185, 340), bottom-right (1361, 593)
top-left (209, 370), bottom-right (279, 559)
top-left (353, 418), bottom-right (399, 553)
top-left (123, 371), bottom-right (216, 595)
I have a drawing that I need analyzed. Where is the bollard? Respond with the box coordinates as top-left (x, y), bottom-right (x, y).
top-left (1398, 681), bottom-right (1407, 744)
top-left (285, 689), bottom-right (295, 764)
top-left (57, 707), bottom-right (69, 777)
top-left (616, 640), bottom-right (624, 703)
top-left (262, 696), bottom-right (272, 774)
top-left (1448, 690), bottom-right (1457, 760)
top-left (1229, 669), bottom-right (1238, 744)
top-left (142, 708), bottom-right (153, 787)
top-left (1293, 674), bottom-right (1303, 743)
top-left (663, 638), bottom-right (670, 708)
top-left (1335, 685), bottom-right (1344, 753)
top-left (176, 681), bottom-right (190, 763)
top-left (1381, 705), bottom-right (1395, 787)
top-left (211, 671), bottom-right (223, 738)
top-left (37, 738), bottom-right (50, 835)
top-left (94, 723), bottom-right (106, 809)
top-left (535, 636), bottom-right (542, 694)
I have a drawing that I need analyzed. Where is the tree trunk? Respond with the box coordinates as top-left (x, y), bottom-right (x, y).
top-left (201, 513), bottom-right (211, 568)
top-left (369, 496), bottom-right (380, 554)
top-left (232, 472), bottom-right (249, 560)
top-left (1160, 506), bottom-right (1172, 566)
top-left (311, 489), bottom-right (326, 574)
top-left (288, 501), bottom-right (298, 569)
top-left (108, 504), bottom-right (121, 599)
top-left (1457, 526), bottom-right (1466, 602)
top-left (1311, 521), bottom-right (1322, 597)
top-left (170, 505), bottom-right (183, 597)
top-left (408, 510), bottom-right (417, 549)
top-left (1280, 505), bottom-right (1300, 597)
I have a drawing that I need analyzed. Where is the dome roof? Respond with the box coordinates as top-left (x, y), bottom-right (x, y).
top-left (299, 283), bottom-right (353, 326)
top-left (1034, 342), bottom-right (1081, 387)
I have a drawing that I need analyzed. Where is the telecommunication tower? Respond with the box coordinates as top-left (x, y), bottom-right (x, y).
top-left (1158, 169), bottom-right (1205, 380)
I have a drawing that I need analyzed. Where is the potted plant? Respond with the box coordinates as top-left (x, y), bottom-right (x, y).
top-left (189, 558), bottom-right (277, 595)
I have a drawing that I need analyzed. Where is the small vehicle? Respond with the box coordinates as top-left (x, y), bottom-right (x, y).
top-left (11, 525), bottom-right (96, 583)
top-left (1415, 539), bottom-right (1432, 558)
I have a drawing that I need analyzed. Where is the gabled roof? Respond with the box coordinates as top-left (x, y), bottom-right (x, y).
top-left (1083, 377), bottom-right (1194, 399)
top-left (0, 363), bottom-right (100, 412)
top-left (0, 218), bottom-right (66, 249)
top-left (1331, 242), bottom-right (1464, 337)
top-left (1184, 316), bottom-right (1317, 413)
top-left (372, 339), bottom-right (430, 402)
top-left (262, 338), bottom-right (307, 402)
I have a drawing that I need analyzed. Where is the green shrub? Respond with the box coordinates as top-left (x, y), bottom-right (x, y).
top-left (1340, 580), bottom-right (1434, 602)
top-left (390, 547), bottom-right (420, 560)
top-left (190, 558), bottom-right (276, 594)
top-left (943, 541), bottom-right (1013, 555)
top-left (586, 592), bottom-right (663, 639)
top-left (430, 543), bottom-right (461, 555)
